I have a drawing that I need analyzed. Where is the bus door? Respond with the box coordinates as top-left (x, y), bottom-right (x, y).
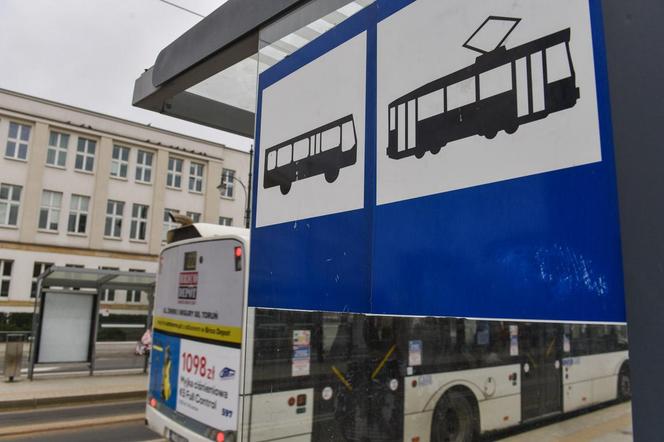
top-left (519, 323), bottom-right (562, 421)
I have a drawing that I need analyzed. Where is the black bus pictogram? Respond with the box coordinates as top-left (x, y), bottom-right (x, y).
top-left (264, 114), bottom-right (357, 195)
top-left (386, 17), bottom-right (580, 160)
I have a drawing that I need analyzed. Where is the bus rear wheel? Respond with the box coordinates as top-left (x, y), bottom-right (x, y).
top-left (431, 390), bottom-right (478, 442)
top-left (618, 366), bottom-right (631, 400)
top-left (280, 182), bottom-right (291, 195)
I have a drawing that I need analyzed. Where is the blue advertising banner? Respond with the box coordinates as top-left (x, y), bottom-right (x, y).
top-left (249, 0), bottom-right (625, 322)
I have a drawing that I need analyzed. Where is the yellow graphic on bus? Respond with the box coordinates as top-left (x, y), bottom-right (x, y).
top-left (154, 316), bottom-right (242, 344)
top-left (162, 346), bottom-right (173, 401)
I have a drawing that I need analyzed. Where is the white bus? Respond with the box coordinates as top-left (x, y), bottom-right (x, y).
top-left (146, 224), bottom-right (630, 442)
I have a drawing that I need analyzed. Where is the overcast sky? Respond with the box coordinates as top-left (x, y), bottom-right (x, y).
top-left (0, 0), bottom-right (254, 150)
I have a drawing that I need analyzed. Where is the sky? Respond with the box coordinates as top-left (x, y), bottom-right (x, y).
top-left (0, 0), bottom-right (254, 151)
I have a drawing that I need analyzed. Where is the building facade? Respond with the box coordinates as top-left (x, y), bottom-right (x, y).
top-left (0, 89), bottom-right (250, 315)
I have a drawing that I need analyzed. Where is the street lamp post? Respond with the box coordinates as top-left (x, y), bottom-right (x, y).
top-left (217, 147), bottom-right (253, 229)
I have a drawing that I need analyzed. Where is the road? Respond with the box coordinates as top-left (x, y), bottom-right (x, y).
top-left (0, 399), bottom-right (631, 442)
top-left (0, 400), bottom-right (160, 442)
top-left (0, 421), bottom-right (159, 442)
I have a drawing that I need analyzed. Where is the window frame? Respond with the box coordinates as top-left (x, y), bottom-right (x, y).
top-left (162, 208), bottom-right (180, 243)
top-left (166, 157), bottom-right (184, 189)
top-left (38, 190), bottom-right (63, 232)
top-left (188, 162), bottom-right (205, 193)
top-left (130, 203), bottom-right (149, 241)
top-left (74, 137), bottom-right (97, 173)
top-left (31, 262), bottom-right (53, 298)
top-left (219, 216), bottom-right (233, 226)
top-left (68, 194), bottom-right (90, 235)
top-left (46, 130), bottom-right (70, 168)
top-left (220, 168), bottom-right (235, 198)
top-left (0, 183), bottom-right (22, 227)
top-left (5, 121), bottom-right (31, 161)
top-left (135, 150), bottom-right (154, 184)
top-left (0, 259), bottom-right (12, 298)
top-left (186, 211), bottom-right (201, 223)
top-left (104, 200), bottom-right (124, 239)
top-left (110, 144), bottom-right (130, 179)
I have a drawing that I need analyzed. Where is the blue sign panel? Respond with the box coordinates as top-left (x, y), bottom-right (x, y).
top-left (249, 0), bottom-right (625, 322)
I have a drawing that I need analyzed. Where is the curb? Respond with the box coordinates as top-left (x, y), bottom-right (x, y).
top-left (0, 412), bottom-right (146, 437)
top-left (0, 390), bottom-right (147, 412)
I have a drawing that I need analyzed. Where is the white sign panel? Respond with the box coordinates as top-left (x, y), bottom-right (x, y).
top-left (256, 32), bottom-right (367, 227)
top-left (377, 0), bottom-right (602, 205)
top-left (38, 292), bottom-right (93, 363)
top-left (176, 338), bottom-right (241, 431)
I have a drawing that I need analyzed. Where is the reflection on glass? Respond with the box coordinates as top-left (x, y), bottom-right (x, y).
top-left (249, 309), bottom-right (629, 441)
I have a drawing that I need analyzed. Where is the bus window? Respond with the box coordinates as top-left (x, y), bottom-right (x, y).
top-left (417, 89), bottom-right (444, 121)
top-left (293, 138), bottom-right (309, 161)
top-left (389, 106), bottom-right (396, 130)
top-left (446, 77), bottom-right (476, 110)
top-left (266, 150), bottom-right (277, 171)
top-left (397, 103), bottom-right (406, 152)
top-left (321, 126), bottom-right (341, 152)
top-left (277, 144), bottom-right (292, 167)
top-left (341, 121), bottom-right (355, 152)
top-left (546, 43), bottom-right (572, 83)
top-left (479, 64), bottom-right (512, 100)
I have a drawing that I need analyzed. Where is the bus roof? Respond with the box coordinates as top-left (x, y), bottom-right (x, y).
top-left (166, 223), bottom-right (249, 245)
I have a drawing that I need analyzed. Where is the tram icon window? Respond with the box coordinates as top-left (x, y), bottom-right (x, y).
top-left (386, 16), bottom-right (580, 160)
top-left (264, 114), bottom-right (357, 195)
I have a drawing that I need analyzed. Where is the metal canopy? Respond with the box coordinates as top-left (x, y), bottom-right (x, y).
top-left (132, 0), bottom-right (374, 138)
top-left (133, 0), bottom-right (305, 138)
top-left (39, 267), bottom-right (156, 291)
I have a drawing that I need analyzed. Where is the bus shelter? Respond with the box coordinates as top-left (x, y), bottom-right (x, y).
top-left (132, 0), bottom-right (663, 439)
top-left (28, 267), bottom-right (156, 380)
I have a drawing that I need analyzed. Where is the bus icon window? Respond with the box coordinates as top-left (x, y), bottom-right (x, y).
top-left (264, 115), bottom-right (357, 195)
top-left (386, 17), bottom-right (580, 160)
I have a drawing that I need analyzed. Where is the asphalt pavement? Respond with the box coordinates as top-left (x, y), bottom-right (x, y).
top-left (0, 421), bottom-right (159, 442)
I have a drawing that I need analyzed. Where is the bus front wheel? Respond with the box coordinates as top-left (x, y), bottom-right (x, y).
top-left (431, 390), bottom-right (479, 442)
top-left (280, 182), bottom-right (291, 195)
top-left (325, 168), bottom-right (340, 183)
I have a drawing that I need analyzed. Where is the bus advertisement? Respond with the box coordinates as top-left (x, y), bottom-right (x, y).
top-left (146, 228), bottom-right (248, 442)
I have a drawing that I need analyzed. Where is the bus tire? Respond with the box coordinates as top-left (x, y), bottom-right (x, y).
top-left (431, 389), bottom-right (479, 442)
top-left (618, 364), bottom-right (631, 400)
top-left (415, 150), bottom-right (425, 159)
top-left (484, 129), bottom-right (497, 140)
top-left (430, 145), bottom-right (442, 155)
top-left (280, 182), bottom-right (291, 195)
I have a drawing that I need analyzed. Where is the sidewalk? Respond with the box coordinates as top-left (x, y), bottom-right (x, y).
top-left (0, 372), bottom-right (148, 410)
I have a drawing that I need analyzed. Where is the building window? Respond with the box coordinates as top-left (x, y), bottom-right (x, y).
top-left (99, 266), bottom-right (118, 302)
top-left (127, 269), bottom-right (145, 303)
top-left (46, 131), bottom-right (69, 168)
top-left (39, 190), bottom-right (62, 231)
top-left (68, 194), bottom-right (90, 234)
top-left (186, 211), bottom-right (201, 223)
top-left (5, 122), bottom-right (31, 160)
top-left (135, 150), bottom-right (153, 183)
top-left (31, 262), bottom-right (53, 298)
top-left (0, 260), bottom-right (12, 297)
top-left (163, 209), bottom-right (179, 242)
top-left (75, 137), bottom-right (96, 172)
top-left (0, 183), bottom-right (21, 227)
top-left (189, 162), bottom-right (204, 193)
top-left (111, 145), bottom-right (130, 178)
top-left (130, 204), bottom-right (149, 241)
top-left (166, 157), bottom-right (183, 189)
top-left (220, 169), bottom-right (235, 198)
top-left (219, 217), bottom-right (232, 226)
top-left (104, 200), bottom-right (124, 238)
